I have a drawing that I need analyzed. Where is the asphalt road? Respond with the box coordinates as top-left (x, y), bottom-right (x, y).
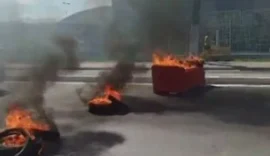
top-left (1, 82), bottom-right (270, 156)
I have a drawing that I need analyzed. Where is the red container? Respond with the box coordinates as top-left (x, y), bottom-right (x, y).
top-left (196, 67), bottom-right (206, 85)
top-left (186, 67), bottom-right (205, 87)
top-left (152, 65), bottom-right (205, 95)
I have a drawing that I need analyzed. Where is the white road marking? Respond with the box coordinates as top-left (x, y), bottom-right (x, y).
top-left (206, 76), bottom-right (221, 78)
top-left (205, 73), bottom-right (270, 78)
top-left (211, 84), bottom-right (270, 88)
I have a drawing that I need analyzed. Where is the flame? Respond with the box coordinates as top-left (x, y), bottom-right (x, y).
top-left (152, 49), bottom-right (203, 68)
top-left (89, 85), bottom-right (121, 105)
top-left (2, 105), bottom-right (50, 147)
top-left (186, 55), bottom-right (204, 65)
top-left (2, 134), bottom-right (27, 147)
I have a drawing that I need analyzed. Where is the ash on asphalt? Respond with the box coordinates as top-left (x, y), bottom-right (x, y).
top-left (2, 82), bottom-right (270, 156)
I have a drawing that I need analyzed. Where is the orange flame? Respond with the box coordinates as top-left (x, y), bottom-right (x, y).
top-left (2, 134), bottom-right (27, 147)
top-left (3, 105), bottom-right (50, 147)
top-left (89, 85), bottom-right (121, 105)
top-left (152, 49), bottom-right (203, 69)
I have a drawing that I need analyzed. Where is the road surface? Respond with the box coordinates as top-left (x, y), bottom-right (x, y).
top-left (1, 82), bottom-right (270, 156)
top-left (4, 61), bottom-right (270, 84)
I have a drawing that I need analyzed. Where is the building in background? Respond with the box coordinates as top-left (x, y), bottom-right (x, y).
top-left (201, 0), bottom-right (270, 53)
top-left (57, 0), bottom-right (194, 61)
top-left (57, 0), bottom-right (270, 60)
top-left (56, 6), bottom-right (113, 61)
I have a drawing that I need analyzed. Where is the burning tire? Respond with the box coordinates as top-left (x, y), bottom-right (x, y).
top-left (32, 128), bottom-right (60, 142)
top-left (87, 85), bottom-right (129, 115)
top-left (88, 102), bottom-right (116, 115)
top-left (0, 128), bottom-right (43, 156)
top-left (89, 95), bottom-right (129, 115)
top-left (5, 105), bottom-right (60, 142)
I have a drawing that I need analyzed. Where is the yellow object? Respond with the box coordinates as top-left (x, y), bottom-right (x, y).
top-left (210, 45), bottom-right (231, 56)
top-left (201, 45), bottom-right (231, 60)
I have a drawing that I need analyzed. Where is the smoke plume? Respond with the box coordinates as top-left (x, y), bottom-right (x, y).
top-left (6, 36), bottom-right (79, 129)
top-left (10, 35), bottom-right (78, 104)
top-left (78, 0), bottom-right (192, 102)
top-left (93, 61), bottom-right (136, 96)
top-left (85, 0), bottom-right (147, 100)
top-left (4, 53), bottom-right (61, 131)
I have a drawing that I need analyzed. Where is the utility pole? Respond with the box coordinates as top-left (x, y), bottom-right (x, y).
top-left (189, 0), bottom-right (201, 55)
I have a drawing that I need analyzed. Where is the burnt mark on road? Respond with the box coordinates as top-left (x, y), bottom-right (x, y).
top-left (0, 89), bottom-right (9, 97)
top-left (43, 131), bottom-right (125, 156)
top-left (199, 88), bottom-right (270, 126)
top-left (122, 86), bottom-right (270, 127)
top-left (123, 95), bottom-right (203, 114)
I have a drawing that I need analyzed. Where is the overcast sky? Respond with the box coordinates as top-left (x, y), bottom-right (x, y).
top-left (0, 0), bottom-right (112, 22)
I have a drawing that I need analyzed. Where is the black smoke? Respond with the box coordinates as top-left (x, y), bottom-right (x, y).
top-left (54, 36), bottom-right (79, 70)
top-left (6, 36), bottom-right (79, 130)
top-left (78, 0), bottom-right (192, 101)
top-left (88, 1), bottom-right (151, 100)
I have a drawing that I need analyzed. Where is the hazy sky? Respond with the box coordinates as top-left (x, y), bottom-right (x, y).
top-left (0, 0), bottom-right (112, 21)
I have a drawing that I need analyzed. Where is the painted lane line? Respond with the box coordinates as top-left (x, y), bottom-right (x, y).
top-left (211, 84), bottom-right (270, 88)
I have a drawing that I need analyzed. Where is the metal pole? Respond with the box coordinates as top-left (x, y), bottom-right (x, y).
top-left (216, 29), bottom-right (220, 46)
top-left (189, 0), bottom-right (201, 55)
top-left (229, 18), bottom-right (232, 50)
top-left (192, 0), bottom-right (201, 25)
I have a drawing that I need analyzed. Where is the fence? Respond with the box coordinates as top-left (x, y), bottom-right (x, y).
top-left (201, 8), bottom-right (270, 53)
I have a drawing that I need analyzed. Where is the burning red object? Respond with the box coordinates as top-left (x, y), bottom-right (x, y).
top-left (5, 105), bottom-right (60, 142)
top-left (152, 51), bottom-right (205, 95)
top-left (185, 56), bottom-right (204, 67)
top-left (88, 85), bottom-right (128, 115)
